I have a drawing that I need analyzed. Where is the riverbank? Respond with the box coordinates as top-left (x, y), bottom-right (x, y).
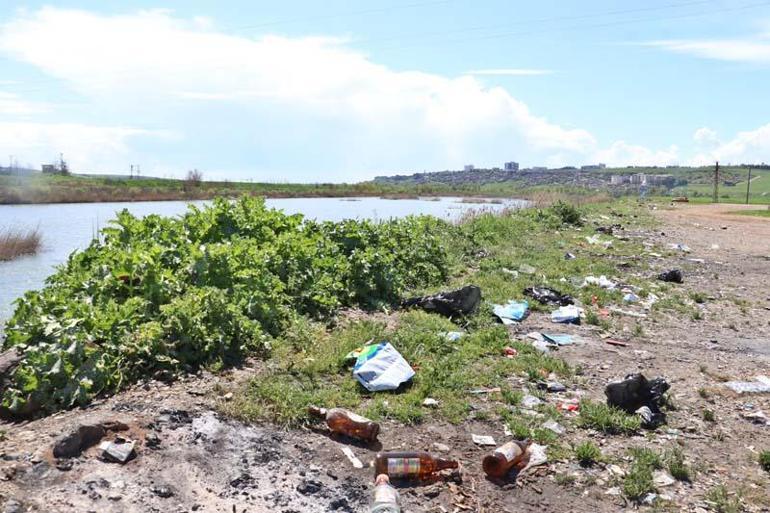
top-left (0, 173), bottom-right (609, 205)
top-left (2, 199), bottom-right (769, 512)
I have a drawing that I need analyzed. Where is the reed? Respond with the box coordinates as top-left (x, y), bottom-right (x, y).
top-left (0, 228), bottom-right (41, 261)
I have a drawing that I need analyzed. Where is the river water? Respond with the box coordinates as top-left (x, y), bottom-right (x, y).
top-left (0, 196), bottom-right (524, 324)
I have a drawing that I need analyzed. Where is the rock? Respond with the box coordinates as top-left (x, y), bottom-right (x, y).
top-left (329, 497), bottom-right (350, 510)
top-left (607, 464), bottom-right (626, 477)
top-left (432, 442), bottom-right (450, 453)
top-left (145, 432), bottom-right (161, 448)
top-left (150, 485), bottom-right (174, 498)
top-left (423, 485), bottom-right (442, 498)
top-left (99, 439), bottom-right (135, 464)
top-left (2, 499), bottom-right (23, 513)
top-left (641, 493), bottom-right (658, 505)
top-left (653, 470), bottom-right (676, 487)
top-left (541, 420), bottom-right (565, 435)
top-left (222, 392), bottom-right (233, 401)
top-left (604, 487), bottom-right (621, 496)
top-left (53, 424), bottom-right (106, 458)
top-left (422, 398), bottom-right (439, 408)
top-left (55, 459), bottom-right (74, 471)
top-left (296, 479), bottom-right (323, 495)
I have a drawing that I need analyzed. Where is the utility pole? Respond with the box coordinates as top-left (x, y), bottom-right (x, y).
top-left (746, 166), bottom-right (752, 205)
top-left (130, 164), bottom-right (134, 179)
top-left (713, 161), bottom-right (719, 203)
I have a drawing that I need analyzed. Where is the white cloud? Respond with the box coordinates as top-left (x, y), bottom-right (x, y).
top-left (691, 123), bottom-right (770, 165)
top-left (0, 91), bottom-right (48, 115)
top-left (592, 141), bottom-right (679, 167)
top-left (463, 69), bottom-right (554, 76)
top-left (0, 122), bottom-right (170, 172)
top-left (0, 7), bottom-right (594, 174)
top-left (646, 38), bottom-right (770, 63)
top-left (2, 7), bottom-right (751, 177)
top-left (693, 127), bottom-right (719, 146)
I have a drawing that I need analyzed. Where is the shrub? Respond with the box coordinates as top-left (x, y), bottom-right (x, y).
top-left (549, 201), bottom-right (583, 226)
top-left (1, 197), bottom-right (449, 417)
top-left (760, 450), bottom-right (770, 472)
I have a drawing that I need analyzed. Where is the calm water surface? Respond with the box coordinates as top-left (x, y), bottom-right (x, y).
top-left (0, 197), bottom-right (524, 323)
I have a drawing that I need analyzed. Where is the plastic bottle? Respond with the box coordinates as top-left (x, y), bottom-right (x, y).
top-left (370, 474), bottom-right (400, 513)
top-left (482, 440), bottom-right (530, 478)
top-left (308, 406), bottom-right (380, 442)
top-left (373, 451), bottom-right (459, 482)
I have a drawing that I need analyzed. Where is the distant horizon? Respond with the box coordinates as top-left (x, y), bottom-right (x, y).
top-left (1, 2), bottom-right (770, 181)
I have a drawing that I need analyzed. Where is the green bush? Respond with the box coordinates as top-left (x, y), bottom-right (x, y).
top-left (549, 201), bottom-right (583, 226)
top-left (2, 197), bottom-right (449, 417)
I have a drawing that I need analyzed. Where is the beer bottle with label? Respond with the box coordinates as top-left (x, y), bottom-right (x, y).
top-left (482, 440), bottom-right (530, 478)
top-left (373, 452), bottom-right (459, 482)
top-left (308, 406), bottom-right (380, 442)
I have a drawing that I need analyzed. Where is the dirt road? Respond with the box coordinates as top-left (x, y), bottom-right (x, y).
top-left (1, 202), bottom-right (769, 512)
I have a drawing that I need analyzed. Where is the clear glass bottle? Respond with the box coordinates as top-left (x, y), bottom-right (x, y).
top-left (370, 474), bottom-right (401, 513)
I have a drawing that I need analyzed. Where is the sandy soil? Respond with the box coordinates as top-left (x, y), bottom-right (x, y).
top-left (1, 202), bottom-right (769, 513)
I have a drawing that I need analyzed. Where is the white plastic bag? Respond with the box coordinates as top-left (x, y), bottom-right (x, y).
top-left (352, 342), bottom-right (415, 392)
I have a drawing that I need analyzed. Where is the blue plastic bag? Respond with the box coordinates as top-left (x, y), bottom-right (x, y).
top-left (493, 300), bottom-right (529, 325)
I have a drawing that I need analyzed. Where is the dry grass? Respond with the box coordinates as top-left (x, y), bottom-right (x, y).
top-left (526, 190), bottom-right (611, 208)
top-left (0, 228), bottom-right (41, 261)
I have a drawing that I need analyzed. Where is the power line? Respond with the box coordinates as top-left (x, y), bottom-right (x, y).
top-left (358, 0), bottom-right (719, 46)
top-left (231, 0), bottom-right (455, 31)
top-left (371, 0), bottom-right (770, 52)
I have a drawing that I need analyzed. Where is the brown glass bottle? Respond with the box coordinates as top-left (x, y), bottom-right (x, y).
top-left (308, 406), bottom-right (380, 442)
top-left (482, 440), bottom-right (530, 478)
top-left (373, 452), bottom-right (459, 481)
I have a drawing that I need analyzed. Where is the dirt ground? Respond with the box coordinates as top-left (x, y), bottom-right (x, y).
top-left (1, 202), bottom-right (769, 513)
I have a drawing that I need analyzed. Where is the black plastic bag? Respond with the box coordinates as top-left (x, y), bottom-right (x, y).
top-left (401, 285), bottom-right (481, 317)
top-left (605, 373), bottom-right (670, 428)
top-left (524, 286), bottom-right (574, 306)
top-left (658, 269), bottom-right (683, 283)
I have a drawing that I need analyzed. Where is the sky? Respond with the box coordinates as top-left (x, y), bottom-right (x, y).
top-left (1, 1), bottom-right (770, 182)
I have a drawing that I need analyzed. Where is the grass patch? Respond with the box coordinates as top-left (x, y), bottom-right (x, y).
top-left (705, 485), bottom-right (742, 513)
top-left (554, 473), bottom-right (577, 486)
top-left (728, 209), bottom-right (770, 218)
top-left (577, 401), bottom-right (641, 435)
top-left (759, 450), bottom-right (770, 472)
top-left (665, 447), bottom-right (692, 482)
top-left (574, 440), bottom-right (602, 467)
top-left (703, 409), bottom-right (716, 422)
top-left (623, 448), bottom-right (662, 502)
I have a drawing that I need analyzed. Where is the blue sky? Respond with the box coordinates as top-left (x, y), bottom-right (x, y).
top-left (1, 1), bottom-right (770, 181)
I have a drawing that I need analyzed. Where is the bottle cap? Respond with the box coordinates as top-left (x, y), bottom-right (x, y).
top-left (374, 474), bottom-right (390, 486)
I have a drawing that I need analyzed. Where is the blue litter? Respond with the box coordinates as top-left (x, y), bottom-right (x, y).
top-left (443, 331), bottom-right (464, 342)
top-left (542, 334), bottom-right (574, 346)
top-left (493, 300), bottom-right (529, 325)
top-left (551, 305), bottom-right (582, 324)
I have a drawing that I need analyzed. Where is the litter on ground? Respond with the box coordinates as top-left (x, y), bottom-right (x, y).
top-left (493, 300), bottom-right (529, 325)
top-left (352, 342), bottom-right (415, 392)
top-left (582, 275), bottom-right (617, 289)
top-left (551, 305), bottom-right (582, 324)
